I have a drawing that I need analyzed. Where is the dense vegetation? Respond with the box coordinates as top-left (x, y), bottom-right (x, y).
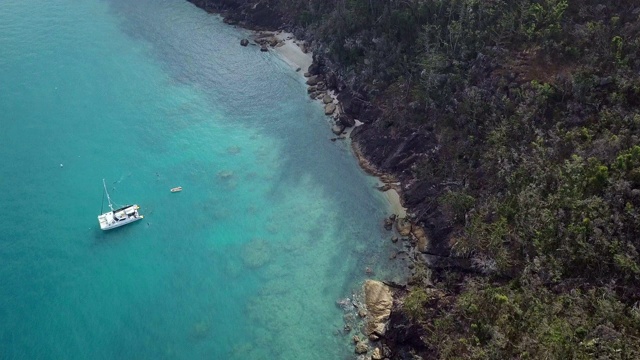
top-left (192, 0), bottom-right (640, 358)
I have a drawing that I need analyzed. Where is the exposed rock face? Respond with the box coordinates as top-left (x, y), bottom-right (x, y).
top-left (364, 280), bottom-right (393, 337)
top-left (355, 341), bottom-right (369, 354)
top-left (396, 217), bottom-right (412, 236)
top-left (412, 226), bottom-right (429, 253)
top-left (337, 89), bottom-right (365, 118)
top-left (383, 291), bottom-right (432, 358)
top-left (371, 347), bottom-right (383, 360)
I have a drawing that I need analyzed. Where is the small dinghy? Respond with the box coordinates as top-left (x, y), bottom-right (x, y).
top-left (170, 186), bottom-right (182, 193)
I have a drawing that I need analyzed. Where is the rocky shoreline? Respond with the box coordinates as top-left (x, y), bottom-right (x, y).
top-left (182, 1), bottom-right (640, 358)
top-left (185, 1), bottom-right (448, 358)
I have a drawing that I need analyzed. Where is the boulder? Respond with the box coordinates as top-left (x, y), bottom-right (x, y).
top-left (324, 103), bottom-right (336, 115)
top-left (241, 239), bottom-right (271, 268)
top-left (364, 280), bottom-right (393, 337)
top-left (383, 217), bottom-right (393, 231)
top-left (396, 217), bottom-right (412, 237)
top-left (355, 341), bottom-right (369, 354)
top-left (331, 124), bottom-right (345, 135)
top-left (412, 226), bottom-right (429, 253)
top-left (307, 85), bottom-right (317, 94)
top-left (308, 61), bottom-right (321, 75)
top-left (322, 94), bottom-right (333, 104)
top-left (306, 76), bottom-right (321, 86)
top-left (260, 45), bottom-right (268, 52)
top-left (240, 39), bottom-right (249, 46)
top-left (338, 113), bottom-right (356, 128)
top-left (371, 347), bottom-right (383, 360)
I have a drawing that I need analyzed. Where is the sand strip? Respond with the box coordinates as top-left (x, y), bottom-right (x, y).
top-left (382, 188), bottom-right (407, 218)
top-left (271, 32), bottom-right (312, 74)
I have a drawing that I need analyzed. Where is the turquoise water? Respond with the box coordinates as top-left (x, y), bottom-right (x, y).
top-left (0, 1), bottom-right (406, 359)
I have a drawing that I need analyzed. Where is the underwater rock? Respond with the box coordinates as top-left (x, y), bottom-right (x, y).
top-left (192, 320), bottom-right (210, 339)
top-left (383, 217), bottom-right (393, 231)
top-left (241, 239), bottom-right (271, 268)
top-left (218, 170), bottom-right (234, 179)
top-left (336, 297), bottom-right (354, 312)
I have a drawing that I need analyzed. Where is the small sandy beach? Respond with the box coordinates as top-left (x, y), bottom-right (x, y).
top-left (271, 31), bottom-right (312, 74)
top-left (382, 188), bottom-right (407, 218)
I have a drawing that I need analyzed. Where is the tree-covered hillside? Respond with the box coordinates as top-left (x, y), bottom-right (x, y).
top-left (191, 0), bottom-right (640, 358)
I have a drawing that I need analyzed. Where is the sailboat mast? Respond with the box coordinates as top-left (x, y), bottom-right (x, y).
top-left (103, 179), bottom-right (114, 211)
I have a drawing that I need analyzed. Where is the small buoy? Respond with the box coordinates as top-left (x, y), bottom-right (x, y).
top-left (60, 164), bottom-right (63, 167)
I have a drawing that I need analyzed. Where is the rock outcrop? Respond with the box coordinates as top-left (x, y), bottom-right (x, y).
top-left (355, 341), bottom-right (369, 354)
top-left (364, 280), bottom-right (393, 338)
top-left (324, 103), bottom-right (336, 115)
top-left (371, 347), bottom-right (383, 360)
top-left (395, 217), bottom-right (412, 237)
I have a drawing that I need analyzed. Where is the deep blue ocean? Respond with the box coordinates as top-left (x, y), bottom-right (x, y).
top-left (0, 1), bottom-right (405, 359)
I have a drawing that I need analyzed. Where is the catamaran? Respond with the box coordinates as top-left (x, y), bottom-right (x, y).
top-left (98, 179), bottom-right (143, 230)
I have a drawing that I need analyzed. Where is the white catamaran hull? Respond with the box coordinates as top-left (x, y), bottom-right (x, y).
top-left (98, 204), bottom-right (143, 230)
